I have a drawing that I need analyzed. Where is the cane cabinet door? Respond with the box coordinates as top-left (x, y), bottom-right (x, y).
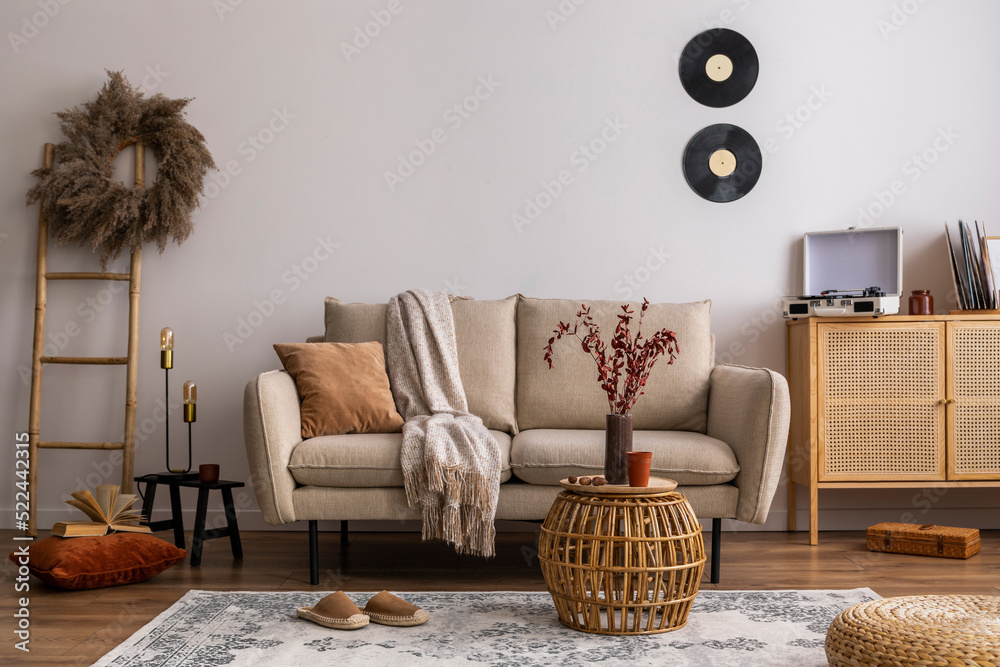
top-left (817, 322), bottom-right (946, 481)
top-left (947, 321), bottom-right (1000, 480)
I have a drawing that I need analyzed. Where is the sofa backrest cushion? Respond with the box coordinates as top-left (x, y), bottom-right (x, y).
top-left (325, 296), bottom-right (518, 434)
top-left (516, 297), bottom-right (713, 432)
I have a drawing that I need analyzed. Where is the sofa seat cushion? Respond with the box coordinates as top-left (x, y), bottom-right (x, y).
top-left (288, 430), bottom-right (512, 487)
top-left (516, 297), bottom-right (713, 432)
top-left (325, 296), bottom-right (518, 434)
top-left (509, 429), bottom-right (739, 486)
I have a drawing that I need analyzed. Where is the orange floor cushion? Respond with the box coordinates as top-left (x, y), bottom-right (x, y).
top-left (9, 533), bottom-right (186, 590)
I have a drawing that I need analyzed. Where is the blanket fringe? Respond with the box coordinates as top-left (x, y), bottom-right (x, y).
top-left (409, 466), bottom-right (496, 557)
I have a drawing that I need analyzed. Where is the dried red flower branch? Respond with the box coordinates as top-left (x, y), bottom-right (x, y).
top-left (543, 299), bottom-right (680, 415)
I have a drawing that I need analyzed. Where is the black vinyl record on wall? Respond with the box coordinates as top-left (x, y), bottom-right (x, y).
top-left (679, 29), bottom-right (759, 107)
top-left (682, 123), bottom-right (762, 202)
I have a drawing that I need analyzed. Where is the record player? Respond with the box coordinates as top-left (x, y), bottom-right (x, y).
top-left (782, 227), bottom-right (902, 319)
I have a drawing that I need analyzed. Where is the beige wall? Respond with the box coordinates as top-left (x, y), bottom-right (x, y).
top-left (1, 0), bottom-right (998, 531)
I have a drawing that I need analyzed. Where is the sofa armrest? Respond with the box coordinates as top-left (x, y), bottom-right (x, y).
top-left (243, 370), bottom-right (303, 524)
top-left (706, 364), bottom-right (790, 525)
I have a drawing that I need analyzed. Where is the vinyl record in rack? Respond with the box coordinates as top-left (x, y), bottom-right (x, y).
top-left (679, 29), bottom-right (758, 107)
top-left (682, 123), bottom-right (762, 203)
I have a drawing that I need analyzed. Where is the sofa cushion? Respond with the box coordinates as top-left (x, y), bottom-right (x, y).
top-left (509, 429), bottom-right (738, 486)
top-left (516, 297), bottom-right (713, 432)
top-left (273, 342), bottom-right (404, 437)
top-left (288, 430), bottom-right (513, 487)
top-left (324, 296), bottom-right (517, 433)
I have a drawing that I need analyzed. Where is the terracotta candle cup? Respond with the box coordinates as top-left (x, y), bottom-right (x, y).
top-left (199, 464), bottom-right (220, 484)
top-left (626, 451), bottom-right (652, 487)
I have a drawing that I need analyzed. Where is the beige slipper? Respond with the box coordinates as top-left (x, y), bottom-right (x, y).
top-left (363, 590), bottom-right (429, 627)
top-left (296, 591), bottom-right (369, 630)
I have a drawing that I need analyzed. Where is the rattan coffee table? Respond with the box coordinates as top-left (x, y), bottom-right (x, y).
top-left (538, 481), bottom-right (705, 635)
top-left (826, 595), bottom-right (1000, 666)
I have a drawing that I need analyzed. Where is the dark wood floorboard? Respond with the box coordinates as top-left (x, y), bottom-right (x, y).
top-left (2, 528), bottom-right (997, 665)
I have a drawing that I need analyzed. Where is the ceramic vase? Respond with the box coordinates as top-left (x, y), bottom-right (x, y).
top-left (605, 413), bottom-right (633, 484)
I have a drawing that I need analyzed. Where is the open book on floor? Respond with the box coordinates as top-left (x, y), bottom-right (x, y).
top-left (51, 484), bottom-right (151, 537)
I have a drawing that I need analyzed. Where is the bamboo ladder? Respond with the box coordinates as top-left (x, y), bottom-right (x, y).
top-left (26, 141), bottom-right (143, 536)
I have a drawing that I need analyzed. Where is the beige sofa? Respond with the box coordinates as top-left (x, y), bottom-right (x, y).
top-left (244, 295), bottom-right (790, 584)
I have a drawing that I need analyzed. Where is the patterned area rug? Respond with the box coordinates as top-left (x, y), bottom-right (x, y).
top-left (92, 588), bottom-right (879, 666)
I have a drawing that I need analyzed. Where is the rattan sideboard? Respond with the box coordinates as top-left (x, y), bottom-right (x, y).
top-left (785, 314), bottom-right (1000, 545)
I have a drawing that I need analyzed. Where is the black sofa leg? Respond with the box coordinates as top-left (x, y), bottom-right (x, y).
top-left (341, 519), bottom-right (349, 546)
top-left (309, 520), bottom-right (319, 585)
top-left (710, 518), bottom-right (721, 584)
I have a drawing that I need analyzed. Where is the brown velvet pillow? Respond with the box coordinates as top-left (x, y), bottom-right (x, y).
top-left (273, 341), bottom-right (404, 437)
top-left (9, 533), bottom-right (186, 590)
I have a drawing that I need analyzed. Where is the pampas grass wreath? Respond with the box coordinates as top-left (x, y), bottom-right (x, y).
top-left (27, 70), bottom-right (216, 268)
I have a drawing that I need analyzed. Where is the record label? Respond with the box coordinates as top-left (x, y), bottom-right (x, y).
top-left (679, 29), bottom-right (758, 107)
top-left (708, 149), bottom-right (736, 177)
top-left (683, 124), bottom-right (762, 203)
top-left (705, 54), bottom-right (733, 82)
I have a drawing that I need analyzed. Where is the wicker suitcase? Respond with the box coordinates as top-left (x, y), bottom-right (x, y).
top-left (866, 522), bottom-right (980, 559)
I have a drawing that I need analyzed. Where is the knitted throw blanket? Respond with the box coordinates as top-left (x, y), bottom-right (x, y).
top-left (386, 289), bottom-right (501, 557)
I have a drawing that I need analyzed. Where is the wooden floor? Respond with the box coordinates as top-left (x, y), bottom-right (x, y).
top-left (2, 528), bottom-right (998, 665)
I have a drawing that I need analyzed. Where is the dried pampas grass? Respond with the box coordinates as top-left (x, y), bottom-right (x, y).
top-left (27, 70), bottom-right (216, 268)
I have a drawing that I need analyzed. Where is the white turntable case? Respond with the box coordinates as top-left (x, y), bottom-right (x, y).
top-left (804, 227), bottom-right (902, 297)
top-left (796, 226), bottom-right (903, 317)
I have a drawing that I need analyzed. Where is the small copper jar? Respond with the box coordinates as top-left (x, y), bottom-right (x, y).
top-left (908, 290), bottom-right (933, 315)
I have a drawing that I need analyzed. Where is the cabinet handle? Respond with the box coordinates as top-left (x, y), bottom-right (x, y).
top-left (938, 398), bottom-right (956, 405)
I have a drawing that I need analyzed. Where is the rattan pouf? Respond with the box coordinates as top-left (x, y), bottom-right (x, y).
top-left (826, 595), bottom-right (1000, 666)
top-left (539, 490), bottom-right (705, 635)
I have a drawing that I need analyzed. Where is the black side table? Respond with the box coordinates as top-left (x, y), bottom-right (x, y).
top-left (134, 473), bottom-right (198, 548)
top-left (134, 474), bottom-right (245, 567)
top-left (176, 478), bottom-right (245, 567)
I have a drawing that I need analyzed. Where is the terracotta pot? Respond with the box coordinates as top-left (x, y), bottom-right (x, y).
top-left (627, 451), bottom-right (652, 487)
top-left (604, 413), bottom-right (633, 484)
